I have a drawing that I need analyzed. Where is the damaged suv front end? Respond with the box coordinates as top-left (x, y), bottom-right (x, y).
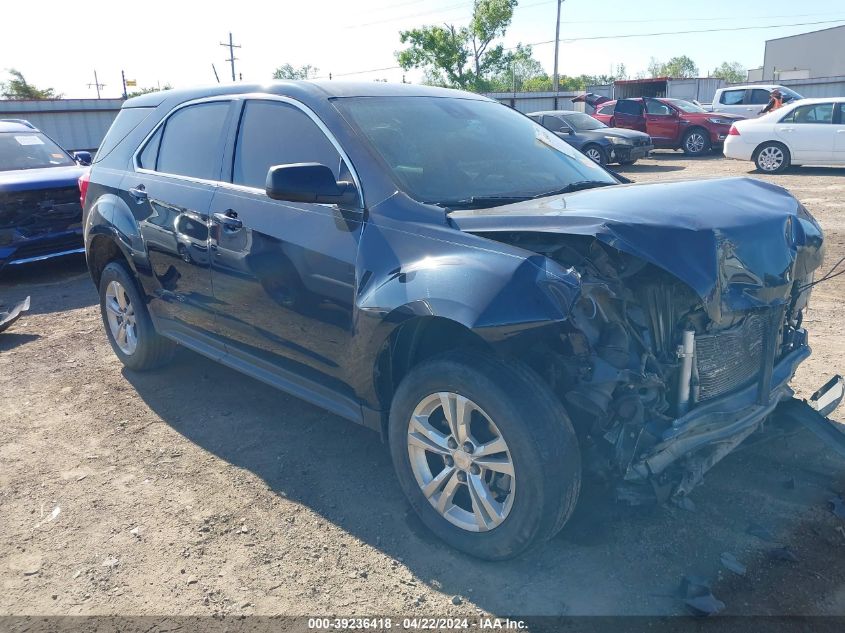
top-left (449, 177), bottom-right (842, 503)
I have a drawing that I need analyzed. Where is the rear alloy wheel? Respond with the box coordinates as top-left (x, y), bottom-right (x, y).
top-left (755, 142), bottom-right (790, 173)
top-left (682, 129), bottom-right (711, 156)
top-left (98, 261), bottom-right (175, 371)
top-left (583, 144), bottom-right (606, 165)
top-left (389, 350), bottom-right (581, 560)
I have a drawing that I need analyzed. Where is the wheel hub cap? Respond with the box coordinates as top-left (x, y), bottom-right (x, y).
top-left (407, 392), bottom-right (515, 532)
top-left (104, 280), bottom-right (138, 355)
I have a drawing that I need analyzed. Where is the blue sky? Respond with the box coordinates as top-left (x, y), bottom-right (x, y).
top-left (3, 0), bottom-right (843, 97)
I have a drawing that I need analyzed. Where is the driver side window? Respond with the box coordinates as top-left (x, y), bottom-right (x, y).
top-left (645, 100), bottom-right (671, 115)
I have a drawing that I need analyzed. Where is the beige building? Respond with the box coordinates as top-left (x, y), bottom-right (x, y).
top-left (762, 25), bottom-right (845, 81)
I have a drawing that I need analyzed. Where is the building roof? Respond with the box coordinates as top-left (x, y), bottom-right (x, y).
top-left (765, 23), bottom-right (845, 44)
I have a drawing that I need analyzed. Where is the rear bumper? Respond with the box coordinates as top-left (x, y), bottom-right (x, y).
top-left (628, 343), bottom-right (829, 494)
top-left (723, 136), bottom-right (755, 161)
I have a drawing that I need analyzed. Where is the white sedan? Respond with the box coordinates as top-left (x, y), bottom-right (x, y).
top-left (723, 97), bottom-right (845, 173)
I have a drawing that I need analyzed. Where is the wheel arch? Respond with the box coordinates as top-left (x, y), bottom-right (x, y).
top-left (86, 230), bottom-right (135, 288)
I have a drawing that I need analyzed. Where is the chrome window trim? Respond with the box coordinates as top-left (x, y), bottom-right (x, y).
top-left (131, 93), bottom-right (364, 208)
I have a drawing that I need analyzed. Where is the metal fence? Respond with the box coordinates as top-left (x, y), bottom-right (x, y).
top-left (0, 99), bottom-right (123, 152)
top-left (481, 91), bottom-right (586, 113)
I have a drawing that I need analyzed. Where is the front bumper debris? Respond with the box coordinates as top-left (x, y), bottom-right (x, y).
top-left (0, 295), bottom-right (30, 333)
top-left (774, 376), bottom-right (845, 459)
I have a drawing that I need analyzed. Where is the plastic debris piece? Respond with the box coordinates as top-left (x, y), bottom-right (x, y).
top-left (767, 547), bottom-right (799, 563)
top-left (829, 496), bottom-right (845, 519)
top-left (0, 296), bottom-right (30, 333)
top-left (685, 594), bottom-right (725, 617)
top-left (720, 552), bottom-right (747, 576)
top-left (746, 522), bottom-right (776, 542)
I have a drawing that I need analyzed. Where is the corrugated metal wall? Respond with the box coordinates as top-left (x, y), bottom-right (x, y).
top-left (0, 99), bottom-right (123, 151)
top-left (758, 75), bottom-right (845, 98)
top-left (482, 91), bottom-right (586, 113)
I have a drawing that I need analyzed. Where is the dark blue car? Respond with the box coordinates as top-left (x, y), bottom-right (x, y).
top-left (83, 82), bottom-right (842, 560)
top-left (0, 119), bottom-right (90, 270)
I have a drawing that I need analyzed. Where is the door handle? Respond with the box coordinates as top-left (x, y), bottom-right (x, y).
top-left (779, 128), bottom-right (795, 132)
top-left (837, 129), bottom-right (845, 134)
top-left (128, 185), bottom-right (148, 202)
top-left (213, 209), bottom-right (243, 230)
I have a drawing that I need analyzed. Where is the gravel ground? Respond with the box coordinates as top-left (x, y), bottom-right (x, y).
top-left (1, 151), bottom-right (845, 620)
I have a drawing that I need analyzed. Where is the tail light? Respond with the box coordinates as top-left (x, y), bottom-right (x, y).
top-left (78, 170), bottom-right (90, 208)
top-left (728, 125), bottom-right (740, 136)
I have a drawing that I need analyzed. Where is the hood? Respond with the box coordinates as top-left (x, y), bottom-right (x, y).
top-left (595, 127), bottom-right (651, 141)
top-left (449, 178), bottom-right (824, 322)
top-left (0, 165), bottom-right (87, 193)
top-left (684, 112), bottom-right (745, 122)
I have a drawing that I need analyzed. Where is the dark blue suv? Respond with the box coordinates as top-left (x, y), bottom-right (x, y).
top-left (0, 119), bottom-right (91, 269)
top-left (83, 82), bottom-right (841, 560)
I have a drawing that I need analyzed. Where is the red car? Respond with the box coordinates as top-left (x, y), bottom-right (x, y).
top-left (591, 97), bottom-right (744, 156)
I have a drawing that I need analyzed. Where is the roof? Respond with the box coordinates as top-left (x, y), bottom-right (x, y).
top-left (765, 23), bottom-right (845, 44)
top-left (0, 119), bottom-right (38, 132)
top-left (124, 81), bottom-right (488, 109)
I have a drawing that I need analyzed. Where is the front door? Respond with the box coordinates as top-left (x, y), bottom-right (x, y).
top-left (124, 100), bottom-right (234, 337)
top-left (209, 98), bottom-right (362, 398)
top-left (644, 99), bottom-right (680, 145)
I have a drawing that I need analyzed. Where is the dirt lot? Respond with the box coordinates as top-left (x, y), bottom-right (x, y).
top-left (2, 152), bottom-right (845, 620)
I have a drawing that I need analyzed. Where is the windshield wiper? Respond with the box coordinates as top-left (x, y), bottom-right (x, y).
top-left (531, 180), bottom-right (616, 199)
top-left (427, 195), bottom-right (533, 210)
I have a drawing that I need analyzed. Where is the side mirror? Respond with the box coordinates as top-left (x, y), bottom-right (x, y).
top-left (73, 151), bottom-right (92, 166)
top-left (265, 163), bottom-right (359, 207)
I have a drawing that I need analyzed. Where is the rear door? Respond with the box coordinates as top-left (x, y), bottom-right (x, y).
top-left (644, 99), bottom-right (680, 144)
top-left (126, 99), bottom-right (234, 337)
top-left (776, 102), bottom-right (836, 162)
top-left (612, 100), bottom-right (646, 132)
top-left (209, 98), bottom-right (362, 399)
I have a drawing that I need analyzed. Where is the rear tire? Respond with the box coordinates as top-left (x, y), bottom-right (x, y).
top-left (98, 261), bottom-right (175, 371)
top-left (682, 128), bottom-right (711, 156)
top-left (388, 350), bottom-right (581, 560)
top-left (754, 142), bottom-right (790, 173)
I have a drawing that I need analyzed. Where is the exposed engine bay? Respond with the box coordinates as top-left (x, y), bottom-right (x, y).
top-left (478, 231), bottom-right (825, 504)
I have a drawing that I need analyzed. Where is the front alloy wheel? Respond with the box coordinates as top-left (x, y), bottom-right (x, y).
top-left (682, 129), bottom-right (711, 155)
top-left (104, 280), bottom-right (138, 355)
top-left (407, 392), bottom-right (515, 532)
top-left (583, 145), bottom-right (605, 165)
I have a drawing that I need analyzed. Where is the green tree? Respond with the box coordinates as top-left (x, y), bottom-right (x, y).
top-left (489, 44), bottom-right (547, 91)
top-left (272, 64), bottom-right (319, 80)
top-left (1, 69), bottom-right (62, 99)
top-left (711, 61), bottom-right (746, 84)
top-left (126, 84), bottom-right (172, 99)
top-left (648, 56), bottom-right (699, 78)
top-left (396, 0), bottom-right (522, 91)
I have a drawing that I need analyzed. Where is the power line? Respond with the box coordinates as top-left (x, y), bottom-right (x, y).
top-left (317, 17), bottom-right (845, 81)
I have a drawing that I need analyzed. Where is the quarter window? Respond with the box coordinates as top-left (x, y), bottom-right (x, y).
top-left (232, 100), bottom-right (342, 189)
top-left (781, 103), bottom-right (835, 124)
top-left (597, 103), bottom-right (615, 115)
top-left (720, 90), bottom-right (745, 105)
top-left (154, 102), bottom-right (231, 180)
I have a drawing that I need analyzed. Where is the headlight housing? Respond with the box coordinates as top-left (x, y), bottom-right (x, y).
top-left (707, 117), bottom-right (734, 125)
top-left (605, 136), bottom-right (631, 146)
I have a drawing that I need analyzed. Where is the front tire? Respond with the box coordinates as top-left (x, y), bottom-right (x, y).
top-left (754, 142), bottom-right (790, 173)
top-left (98, 261), bottom-right (175, 371)
top-left (388, 350), bottom-right (581, 560)
top-left (583, 144), bottom-right (607, 165)
top-left (682, 128), bottom-right (711, 156)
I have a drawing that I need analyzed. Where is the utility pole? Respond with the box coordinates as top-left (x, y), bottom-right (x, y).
top-left (552, 0), bottom-right (564, 93)
top-left (219, 32), bottom-right (241, 82)
top-left (87, 70), bottom-right (105, 99)
top-left (121, 70), bottom-right (127, 99)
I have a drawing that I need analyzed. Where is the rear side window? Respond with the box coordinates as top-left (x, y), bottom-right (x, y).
top-left (615, 100), bottom-right (643, 115)
top-left (749, 89), bottom-right (771, 105)
top-left (719, 90), bottom-right (745, 105)
top-left (781, 103), bottom-right (834, 124)
top-left (154, 102), bottom-right (230, 180)
top-left (95, 107), bottom-right (154, 163)
top-left (232, 100), bottom-right (342, 189)
top-left (596, 103), bottom-right (615, 115)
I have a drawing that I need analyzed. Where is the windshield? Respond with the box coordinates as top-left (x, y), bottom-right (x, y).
top-left (665, 99), bottom-right (707, 113)
top-left (336, 97), bottom-right (616, 205)
top-left (780, 87), bottom-right (803, 102)
top-left (0, 132), bottom-right (75, 171)
top-left (559, 112), bottom-right (606, 131)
